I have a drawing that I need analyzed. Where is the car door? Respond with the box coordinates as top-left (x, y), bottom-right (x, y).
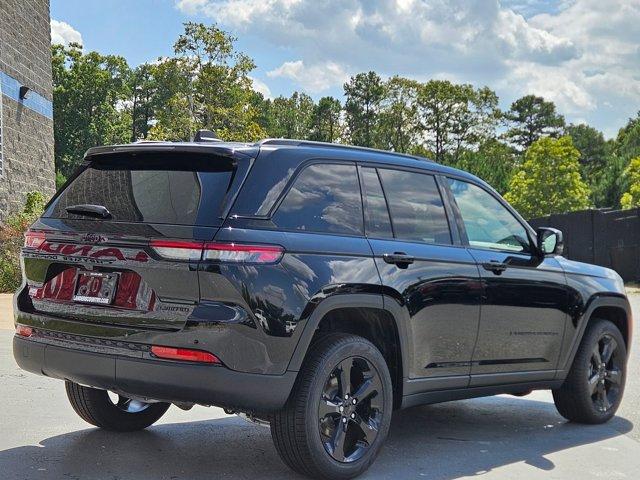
top-left (445, 177), bottom-right (568, 386)
top-left (360, 166), bottom-right (481, 391)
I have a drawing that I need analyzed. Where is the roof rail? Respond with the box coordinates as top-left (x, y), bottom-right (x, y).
top-left (256, 138), bottom-right (434, 163)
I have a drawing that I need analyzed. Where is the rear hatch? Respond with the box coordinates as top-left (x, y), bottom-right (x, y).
top-left (20, 148), bottom-right (249, 331)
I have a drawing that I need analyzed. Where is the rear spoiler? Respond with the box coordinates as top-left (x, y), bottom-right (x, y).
top-left (84, 142), bottom-right (258, 160)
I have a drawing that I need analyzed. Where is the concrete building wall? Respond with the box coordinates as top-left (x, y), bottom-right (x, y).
top-left (0, 0), bottom-right (55, 221)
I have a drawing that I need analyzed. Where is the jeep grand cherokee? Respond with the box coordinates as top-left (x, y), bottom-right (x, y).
top-left (13, 135), bottom-right (632, 479)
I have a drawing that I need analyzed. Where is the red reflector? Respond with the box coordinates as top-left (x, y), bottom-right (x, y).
top-left (16, 325), bottom-right (33, 337)
top-left (203, 242), bottom-right (284, 263)
top-left (151, 345), bottom-right (221, 364)
top-left (24, 230), bottom-right (46, 249)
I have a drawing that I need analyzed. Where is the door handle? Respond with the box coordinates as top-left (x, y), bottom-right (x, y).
top-left (482, 261), bottom-right (507, 275)
top-left (382, 252), bottom-right (415, 268)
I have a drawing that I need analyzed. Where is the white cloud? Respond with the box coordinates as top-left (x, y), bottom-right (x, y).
top-left (50, 19), bottom-right (83, 47)
top-left (267, 60), bottom-right (349, 93)
top-left (176, 0), bottom-right (640, 134)
top-left (249, 76), bottom-right (273, 98)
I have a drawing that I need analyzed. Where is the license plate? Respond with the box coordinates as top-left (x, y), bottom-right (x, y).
top-left (73, 272), bottom-right (118, 305)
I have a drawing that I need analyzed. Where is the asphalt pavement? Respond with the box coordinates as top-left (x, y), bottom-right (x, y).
top-left (0, 294), bottom-right (639, 479)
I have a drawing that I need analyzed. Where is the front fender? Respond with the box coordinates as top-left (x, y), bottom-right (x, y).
top-left (556, 294), bottom-right (632, 379)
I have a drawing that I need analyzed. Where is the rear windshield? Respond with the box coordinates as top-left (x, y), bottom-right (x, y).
top-left (46, 153), bottom-right (235, 226)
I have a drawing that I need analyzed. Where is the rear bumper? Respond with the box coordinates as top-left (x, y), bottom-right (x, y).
top-left (13, 335), bottom-right (296, 412)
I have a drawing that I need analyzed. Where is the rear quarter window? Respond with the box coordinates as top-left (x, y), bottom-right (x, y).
top-left (272, 163), bottom-right (363, 235)
top-left (46, 153), bottom-right (235, 226)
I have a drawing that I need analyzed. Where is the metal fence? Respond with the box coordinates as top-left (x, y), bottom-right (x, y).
top-left (529, 208), bottom-right (640, 282)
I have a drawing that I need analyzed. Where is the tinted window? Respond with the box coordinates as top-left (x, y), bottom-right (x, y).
top-left (448, 178), bottom-right (530, 252)
top-left (360, 168), bottom-right (393, 238)
top-left (378, 169), bottom-right (451, 244)
top-left (273, 163), bottom-right (363, 235)
top-left (47, 153), bottom-right (234, 226)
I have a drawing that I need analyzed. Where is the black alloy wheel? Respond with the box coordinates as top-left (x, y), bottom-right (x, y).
top-left (553, 319), bottom-right (627, 424)
top-left (318, 356), bottom-right (384, 463)
top-left (270, 333), bottom-right (393, 480)
top-left (588, 333), bottom-right (623, 413)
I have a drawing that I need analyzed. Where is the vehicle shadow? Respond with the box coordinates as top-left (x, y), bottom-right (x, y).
top-left (0, 395), bottom-right (634, 479)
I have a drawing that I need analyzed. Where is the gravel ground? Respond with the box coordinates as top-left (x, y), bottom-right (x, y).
top-left (0, 293), bottom-right (638, 479)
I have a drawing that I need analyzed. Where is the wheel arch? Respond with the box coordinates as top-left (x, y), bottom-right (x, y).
top-left (287, 294), bottom-right (406, 409)
top-left (559, 294), bottom-right (632, 375)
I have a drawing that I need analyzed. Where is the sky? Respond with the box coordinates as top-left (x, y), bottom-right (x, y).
top-left (50, 0), bottom-right (640, 138)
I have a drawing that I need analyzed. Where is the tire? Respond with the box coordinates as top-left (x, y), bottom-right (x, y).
top-left (65, 381), bottom-right (170, 431)
top-left (553, 319), bottom-right (627, 424)
top-left (271, 333), bottom-right (393, 480)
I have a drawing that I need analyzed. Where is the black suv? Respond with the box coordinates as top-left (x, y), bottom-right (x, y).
top-left (13, 136), bottom-right (632, 479)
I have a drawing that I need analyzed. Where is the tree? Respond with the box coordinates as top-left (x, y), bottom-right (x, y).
top-left (590, 114), bottom-right (640, 208)
top-left (144, 57), bottom-right (194, 141)
top-left (621, 157), bottom-right (640, 209)
top-left (504, 95), bottom-right (565, 151)
top-left (417, 80), bottom-right (500, 162)
top-left (504, 136), bottom-right (590, 218)
top-left (565, 123), bottom-right (613, 206)
top-left (343, 72), bottom-right (385, 147)
top-left (455, 139), bottom-right (517, 195)
top-left (266, 92), bottom-right (314, 139)
top-left (615, 112), bottom-right (640, 161)
top-left (130, 63), bottom-right (158, 141)
top-left (565, 124), bottom-right (610, 175)
top-left (52, 43), bottom-right (132, 178)
top-left (377, 76), bottom-right (420, 153)
top-left (148, 22), bottom-right (266, 141)
top-left (309, 96), bottom-right (342, 143)
top-left (591, 154), bottom-right (629, 209)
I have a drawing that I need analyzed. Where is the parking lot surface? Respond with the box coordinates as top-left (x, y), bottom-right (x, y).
top-left (1, 293), bottom-right (639, 479)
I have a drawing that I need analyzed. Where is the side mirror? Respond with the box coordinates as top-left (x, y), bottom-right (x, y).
top-left (537, 227), bottom-right (564, 256)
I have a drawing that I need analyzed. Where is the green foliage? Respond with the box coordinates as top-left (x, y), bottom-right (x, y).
top-left (504, 137), bottom-right (590, 218)
top-left (55, 171), bottom-right (67, 190)
top-left (344, 72), bottom-right (385, 147)
top-left (52, 43), bottom-right (132, 177)
top-left (621, 157), bottom-right (640, 209)
top-left (565, 123), bottom-right (614, 207)
top-left (417, 80), bottom-right (500, 162)
top-left (149, 23), bottom-right (266, 141)
top-left (615, 112), bottom-right (640, 160)
top-left (566, 123), bottom-right (610, 175)
top-left (591, 154), bottom-right (628, 209)
top-left (264, 92), bottom-right (315, 139)
top-left (588, 114), bottom-right (640, 208)
top-left (50, 24), bottom-right (638, 212)
top-left (454, 139), bottom-right (517, 195)
top-left (504, 95), bottom-right (565, 151)
top-left (309, 97), bottom-right (342, 143)
top-left (6, 192), bottom-right (47, 231)
top-left (0, 192), bottom-right (47, 293)
top-left (376, 76), bottom-right (420, 153)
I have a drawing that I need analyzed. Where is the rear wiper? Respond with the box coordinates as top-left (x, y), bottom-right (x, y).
top-left (65, 204), bottom-right (112, 219)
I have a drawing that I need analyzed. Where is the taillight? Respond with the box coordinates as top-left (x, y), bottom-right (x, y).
top-left (149, 240), bottom-right (204, 261)
top-left (149, 239), bottom-right (284, 264)
top-left (151, 345), bottom-right (221, 364)
top-left (203, 242), bottom-right (284, 264)
top-left (16, 325), bottom-right (33, 337)
top-left (24, 230), bottom-right (46, 249)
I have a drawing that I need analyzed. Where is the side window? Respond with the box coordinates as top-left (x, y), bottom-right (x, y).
top-left (378, 169), bottom-right (452, 244)
top-left (273, 163), bottom-right (363, 235)
top-left (360, 167), bottom-right (393, 238)
top-left (448, 178), bottom-right (531, 253)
